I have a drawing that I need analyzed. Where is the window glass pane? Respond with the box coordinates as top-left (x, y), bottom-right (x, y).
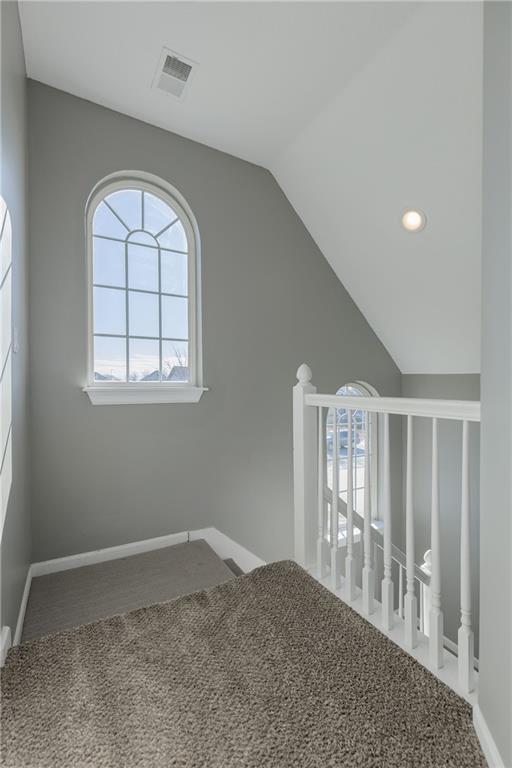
top-left (0, 209), bottom-right (12, 286)
top-left (355, 457), bottom-right (365, 490)
top-left (127, 242), bottom-right (158, 292)
top-left (162, 295), bottom-right (188, 339)
top-left (158, 220), bottom-right (188, 252)
top-left (129, 291), bottom-right (159, 337)
top-left (105, 189), bottom-right (142, 232)
top-left (1, 271), bottom-right (11, 373)
top-left (129, 338), bottom-right (160, 382)
top-left (90, 185), bottom-right (197, 388)
top-left (354, 488), bottom-right (365, 518)
top-left (338, 385), bottom-right (364, 398)
top-left (94, 336), bottom-right (126, 381)
top-left (93, 237), bottom-right (125, 288)
top-left (93, 287), bottom-right (125, 335)
top-left (338, 457), bottom-right (348, 494)
top-left (161, 250), bottom-right (187, 296)
top-left (162, 340), bottom-right (189, 381)
top-left (144, 192), bottom-right (176, 235)
top-left (127, 230), bottom-right (157, 247)
top-left (93, 202), bottom-right (128, 240)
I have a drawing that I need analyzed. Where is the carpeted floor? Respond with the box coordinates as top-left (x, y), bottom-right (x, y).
top-left (22, 540), bottom-right (235, 641)
top-left (1, 561), bottom-right (486, 768)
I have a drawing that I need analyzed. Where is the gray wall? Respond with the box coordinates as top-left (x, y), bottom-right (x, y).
top-left (479, 3), bottom-right (512, 764)
top-left (27, 81), bottom-right (402, 564)
top-left (401, 375), bottom-right (480, 655)
top-left (0, 1), bottom-right (31, 635)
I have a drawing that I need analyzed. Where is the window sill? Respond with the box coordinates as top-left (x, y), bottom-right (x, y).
top-left (83, 385), bottom-right (207, 405)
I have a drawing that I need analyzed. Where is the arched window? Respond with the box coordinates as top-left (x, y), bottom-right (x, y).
top-left (326, 381), bottom-right (378, 521)
top-left (84, 172), bottom-right (203, 405)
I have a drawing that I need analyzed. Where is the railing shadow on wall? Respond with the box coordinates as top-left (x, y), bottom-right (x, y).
top-left (293, 363), bottom-right (480, 698)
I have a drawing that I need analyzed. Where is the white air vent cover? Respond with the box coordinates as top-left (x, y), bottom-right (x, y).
top-left (153, 48), bottom-right (197, 99)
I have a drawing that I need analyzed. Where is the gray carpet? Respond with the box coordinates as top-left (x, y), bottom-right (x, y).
top-left (2, 561), bottom-right (486, 768)
top-left (22, 539), bottom-right (234, 641)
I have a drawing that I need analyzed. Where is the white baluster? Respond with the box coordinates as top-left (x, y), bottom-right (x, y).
top-left (345, 409), bottom-right (356, 601)
top-left (362, 410), bottom-right (374, 614)
top-left (293, 364), bottom-right (317, 568)
top-left (404, 415), bottom-right (418, 648)
top-left (398, 564), bottom-right (404, 619)
top-left (420, 549), bottom-right (432, 637)
top-left (316, 408), bottom-right (329, 579)
top-left (458, 420), bottom-right (474, 692)
top-left (381, 412), bottom-right (393, 631)
top-left (429, 417), bottom-right (444, 668)
top-left (330, 411), bottom-right (342, 589)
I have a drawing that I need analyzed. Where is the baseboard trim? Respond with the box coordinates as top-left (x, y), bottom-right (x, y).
top-left (0, 625), bottom-right (12, 666)
top-left (443, 635), bottom-right (479, 671)
top-left (13, 566), bottom-right (33, 646)
top-left (473, 704), bottom-right (509, 768)
top-left (30, 528), bottom-right (266, 581)
top-left (31, 531), bottom-right (189, 577)
top-left (190, 527), bottom-right (266, 573)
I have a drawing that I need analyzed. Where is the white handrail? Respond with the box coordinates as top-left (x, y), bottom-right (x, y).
top-left (305, 394), bottom-right (481, 423)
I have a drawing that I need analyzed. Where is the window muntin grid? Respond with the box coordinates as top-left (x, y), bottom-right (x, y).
top-left (326, 383), bottom-right (377, 520)
top-left (90, 187), bottom-right (193, 384)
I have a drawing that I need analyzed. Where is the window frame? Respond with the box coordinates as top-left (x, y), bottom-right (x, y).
top-left (83, 171), bottom-right (205, 405)
top-left (346, 381), bottom-right (379, 520)
top-left (0, 196), bottom-right (13, 536)
top-left (327, 380), bottom-right (379, 521)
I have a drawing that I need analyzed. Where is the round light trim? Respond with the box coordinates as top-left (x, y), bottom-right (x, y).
top-left (402, 209), bottom-right (426, 232)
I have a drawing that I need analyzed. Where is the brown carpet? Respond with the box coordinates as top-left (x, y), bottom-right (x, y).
top-left (1, 561), bottom-right (486, 768)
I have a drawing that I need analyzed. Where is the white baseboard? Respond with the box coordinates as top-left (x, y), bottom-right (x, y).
top-left (0, 625), bottom-right (12, 666)
top-left (30, 528), bottom-right (265, 579)
top-left (190, 527), bottom-right (266, 573)
top-left (443, 635), bottom-right (479, 671)
top-left (473, 704), bottom-right (509, 768)
top-left (13, 566), bottom-right (33, 646)
top-left (31, 531), bottom-right (189, 577)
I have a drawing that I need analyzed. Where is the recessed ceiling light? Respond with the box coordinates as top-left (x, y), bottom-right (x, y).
top-left (402, 209), bottom-right (426, 232)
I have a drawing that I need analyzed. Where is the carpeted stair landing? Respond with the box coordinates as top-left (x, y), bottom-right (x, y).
top-left (1, 561), bottom-right (486, 768)
top-left (21, 539), bottom-right (237, 641)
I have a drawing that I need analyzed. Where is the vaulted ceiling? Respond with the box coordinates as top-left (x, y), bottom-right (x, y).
top-left (18, 1), bottom-right (483, 373)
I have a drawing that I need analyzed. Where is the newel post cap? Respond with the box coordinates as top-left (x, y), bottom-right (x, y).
top-left (296, 363), bottom-right (312, 384)
top-left (420, 549), bottom-right (432, 575)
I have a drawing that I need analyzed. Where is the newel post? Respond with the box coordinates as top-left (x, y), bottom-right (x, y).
top-left (293, 364), bottom-right (318, 569)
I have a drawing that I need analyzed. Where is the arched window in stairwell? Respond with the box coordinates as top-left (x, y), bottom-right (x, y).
top-left (84, 171), bottom-right (203, 405)
top-left (0, 196), bottom-right (13, 534)
top-left (326, 382), bottom-right (379, 528)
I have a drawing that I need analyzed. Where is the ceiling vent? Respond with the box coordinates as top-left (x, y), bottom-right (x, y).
top-left (153, 48), bottom-right (197, 99)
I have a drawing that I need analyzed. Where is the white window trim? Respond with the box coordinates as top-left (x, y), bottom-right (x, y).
top-left (83, 171), bottom-right (205, 405)
top-left (83, 383), bottom-right (207, 405)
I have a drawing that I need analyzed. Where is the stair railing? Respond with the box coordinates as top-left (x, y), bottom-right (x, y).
top-left (293, 363), bottom-right (480, 694)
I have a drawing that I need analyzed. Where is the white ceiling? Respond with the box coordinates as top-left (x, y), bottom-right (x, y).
top-left (19, 1), bottom-right (483, 373)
